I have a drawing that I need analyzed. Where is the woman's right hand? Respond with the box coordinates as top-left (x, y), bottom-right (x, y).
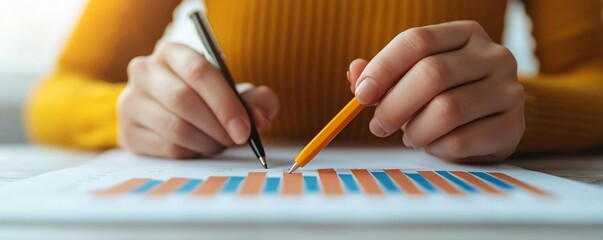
top-left (118, 42), bottom-right (279, 159)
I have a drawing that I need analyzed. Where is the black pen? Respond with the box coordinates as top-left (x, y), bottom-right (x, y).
top-left (190, 11), bottom-right (267, 169)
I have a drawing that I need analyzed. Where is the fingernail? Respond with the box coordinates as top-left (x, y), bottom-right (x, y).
top-left (402, 135), bottom-right (414, 148)
top-left (347, 71), bottom-right (355, 93)
top-left (227, 117), bottom-right (250, 144)
top-left (355, 77), bottom-right (378, 105)
top-left (369, 117), bottom-right (388, 137)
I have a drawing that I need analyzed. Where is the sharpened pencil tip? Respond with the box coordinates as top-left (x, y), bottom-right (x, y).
top-left (287, 162), bottom-right (300, 174)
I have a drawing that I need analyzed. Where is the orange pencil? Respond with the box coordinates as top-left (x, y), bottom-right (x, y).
top-left (287, 94), bottom-right (365, 173)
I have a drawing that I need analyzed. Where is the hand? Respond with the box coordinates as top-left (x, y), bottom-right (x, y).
top-left (118, 42), bottom-right (279, 158)
top-left (347, 21), bottom-right (524, 164)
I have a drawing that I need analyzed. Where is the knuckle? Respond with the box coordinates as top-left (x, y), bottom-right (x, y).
top-left (166, 118), bottom-right (191, 142)
top-left (116, 92), bottom-right (128, 116)
top-left (492, 46), bottom-right (517, 72)
top-left (500, 111), bottom-right (524, 154)
top-left (186, 57), bottom-right (212, 81)
top-left (167, 85), bottom-right (197, 110)
top-left (399, 27), bottom-right (435, 55)
top-left (419, 57), bottom-right (451, 87)
top-left (460, 20), bottom-right (487, 38)
top-left (446, 134), bottom-right (470, 157)
top-left (127, 56), bottom-right (148, 76)
top-left (516, 115), bottom-right (526, 139)
top-left (508, 103), bottom-right (526, 137)
top-left (155, 41), bottom-right (178, 56)
top-left (518, 114), bottom-right (526, 138)
top-left (116, 88), bottom-right (135, 119)
top-left (431, 94), bottom-right (462, 126)
top-left (463, 20), bottom-right (483, 32)
top-left (507, 83), bottom-right (525, 104)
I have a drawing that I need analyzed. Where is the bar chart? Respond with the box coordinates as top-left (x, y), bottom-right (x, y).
top-left (94, 169), bottom-right (549, 197)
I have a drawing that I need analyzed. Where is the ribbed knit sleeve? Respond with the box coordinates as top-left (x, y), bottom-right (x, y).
top-left (204, 0), bottom-right (508, 143)
top-left (26, 0), bottom-right (180, 149)
top-left (27, 72), bottom-right (125, 149)
top-left (518, 0), bottom-right (603, 152)
top-left (28, 0), bottom-right (603, 153)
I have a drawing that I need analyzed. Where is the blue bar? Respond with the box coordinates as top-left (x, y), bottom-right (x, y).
top-left (436, 171), bottom-right (477, 193)
top-left (175, 179), bottom-right (203, 193)
top-left (221, 176), bottom-right (245, 193)
top-left (371, 172), bottom-right (399, 193)
top-left (304, 176), bottom-right (319, 193)
top-left (338, 174), bottom-right (359, 193)
top-left (131, 179), bottom-right (163, 194)
top-left (263, 177), bottom-right (280, 194)
top-left (470, 172), bottom-right (514, 190)
top-left (405, 173), bottom-right (437, 193)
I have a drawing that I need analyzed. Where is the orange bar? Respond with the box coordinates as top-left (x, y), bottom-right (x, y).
top-left (450, 171), bottom-right (504, 195)
top-left (239, 172), bottom-right (267, 196)
top-left (419, 171), bottom-right (463, 195)
top-left (282, 173), bottom-right (303, 196)
top-left (384, 169), bottom-right (423, 195)
top-left (95, 178), bottom-right (150, 196)
top-left (146, 177), bottom-right (189, 196)
top-left (318, 169), bottom-right (344, 196)
top-left (192, 176), bottom-right (228, 196)
top-left (351, 169), bottom-right (382, 195)
top-left (488, 172), bottom-right (550, 196)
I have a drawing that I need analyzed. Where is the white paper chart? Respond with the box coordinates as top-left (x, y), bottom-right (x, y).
top-left (0, 146), bottom-right (602, 225)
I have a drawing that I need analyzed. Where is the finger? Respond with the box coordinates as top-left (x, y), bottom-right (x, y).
top-left (348, 58), bottom-right (369, 92)
top-left (122, 124), bottom-right (200, 159)
top-left (355, 21), bottom-right (483, 105)
top-left (161, 43), bottom-right (250, 144)
top-left (402, 79), bottom-right (523, 148)
top-left (241, 86), bottom-right (279, 120)
top-left (370, 43), bottom-right (502, 137)
top-left (249, 107), bottom-right (271, 131)
top-left (131, 61), bottom-right (235, 147)
top-left (132, 95), bottom-right (226, 155)
top-left (423, 107), bottom-right (524, 162)
top-left (241, 86), bottom-right (280, 131)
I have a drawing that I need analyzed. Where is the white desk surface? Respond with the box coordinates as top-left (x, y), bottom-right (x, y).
top-left (1, 144), bottom-right (602, 240)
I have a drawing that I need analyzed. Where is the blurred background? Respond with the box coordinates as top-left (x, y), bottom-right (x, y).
top-left (0, 0), bottom-right (86, 143)
top-left (0, 0), bottom-right (537, 144)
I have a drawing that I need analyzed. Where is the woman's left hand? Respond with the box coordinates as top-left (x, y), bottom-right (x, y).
top-left (348, 20), bottom-right (525, 164)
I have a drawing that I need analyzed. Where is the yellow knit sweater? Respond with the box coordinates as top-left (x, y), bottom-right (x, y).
top-left (27, 0), bottom-right (603, 153)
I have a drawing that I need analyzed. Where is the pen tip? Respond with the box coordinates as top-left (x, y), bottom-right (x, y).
top-left (259, 156), bottom-right (267, 169)
top-left (287, 162), bottom-right (300, 174)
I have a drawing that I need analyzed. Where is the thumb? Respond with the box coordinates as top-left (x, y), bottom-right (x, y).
top-left (348, 58), bottom-right (369, 93)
